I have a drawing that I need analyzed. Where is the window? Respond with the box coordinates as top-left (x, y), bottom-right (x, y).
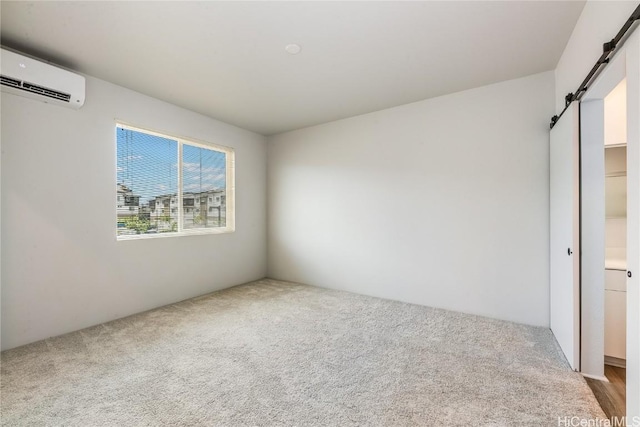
top-left (116, 124), bottom-right (234, 238)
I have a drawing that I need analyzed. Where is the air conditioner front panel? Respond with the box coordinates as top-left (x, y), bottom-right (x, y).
top-left (1, 48), bottom-right (85, 109)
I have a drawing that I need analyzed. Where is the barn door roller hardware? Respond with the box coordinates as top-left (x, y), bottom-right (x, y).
top-left (550, 4), bottom-right (640, 129)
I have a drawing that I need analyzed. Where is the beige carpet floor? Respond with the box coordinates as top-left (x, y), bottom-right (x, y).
top-left (1, 279), bottom-right (604, 426)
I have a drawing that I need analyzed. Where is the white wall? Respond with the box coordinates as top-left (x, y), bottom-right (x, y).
top-left (1, 76), bottom-right (267, 350)
top-left (605, 79), bottom-right (627, 146)
top-left (555, 1), bottom-right (638, 112)
top-left (267, 71), bottom-right (553, 327)
top-left (607, 218), bottom-right (627, 249)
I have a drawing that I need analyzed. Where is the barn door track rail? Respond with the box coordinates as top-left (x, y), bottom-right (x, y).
top-left (550, 4), bottom-right (640, 129)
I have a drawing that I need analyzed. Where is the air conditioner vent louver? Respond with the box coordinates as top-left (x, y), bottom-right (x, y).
top-left (20, 80), bottom-right (71, 102)
top-left (21, 82), bottom-right (71, 102)
top-left (0, 75), bottom-right (21, 88)
top-left (1, 74), bottom-right (72, 102)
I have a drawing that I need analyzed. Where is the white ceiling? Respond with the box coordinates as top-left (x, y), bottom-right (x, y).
top-left (1, 1), bottom-right (585, 135)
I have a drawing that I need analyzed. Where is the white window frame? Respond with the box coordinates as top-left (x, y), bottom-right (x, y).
top-left (116, 122), bottom-right (235, 240)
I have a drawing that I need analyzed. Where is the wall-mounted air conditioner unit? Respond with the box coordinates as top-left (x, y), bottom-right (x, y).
top-left (1, 48), bottom-right (85, 109)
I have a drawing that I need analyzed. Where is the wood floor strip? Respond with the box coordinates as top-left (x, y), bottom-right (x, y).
top-left (586, 365), bottom-right (626, 426)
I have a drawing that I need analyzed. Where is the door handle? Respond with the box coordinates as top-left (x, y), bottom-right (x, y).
top-left (568, 248), bottom-right (573, 256)
top-left (628, 271), bottom-right (633, 278)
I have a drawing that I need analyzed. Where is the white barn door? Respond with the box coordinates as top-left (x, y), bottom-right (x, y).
top-left (549, 102), bottom-right (580, 370)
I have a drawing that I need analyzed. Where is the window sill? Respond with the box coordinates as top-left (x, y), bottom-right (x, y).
top-left (117, 226), bottom-right (235, 241)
